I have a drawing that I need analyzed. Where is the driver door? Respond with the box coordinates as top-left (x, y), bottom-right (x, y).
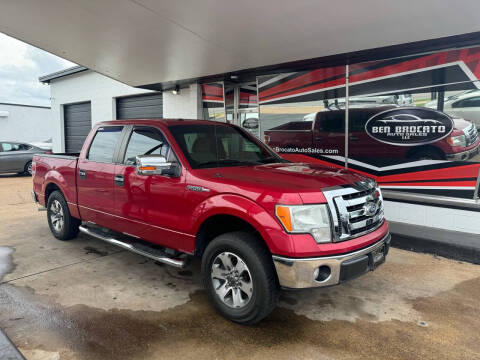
top-left (113, 126), bottom-right (187, 250)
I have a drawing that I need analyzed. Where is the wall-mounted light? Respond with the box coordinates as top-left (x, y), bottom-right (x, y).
top-left (172, 85), bottom-right (180, 95)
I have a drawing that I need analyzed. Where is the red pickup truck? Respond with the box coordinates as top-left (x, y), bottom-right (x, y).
top-left (32, 119), bottom-right (389, 324)
top-left (265, 106), bottom-right (480, 161)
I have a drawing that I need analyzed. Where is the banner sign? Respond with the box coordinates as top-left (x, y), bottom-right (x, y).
top-left (365, 108), bottom-right (454, 146)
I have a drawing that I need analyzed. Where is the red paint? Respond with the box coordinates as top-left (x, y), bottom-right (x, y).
top-left (33, 119), bottom-right (389, 258)
top-left (259, 45), bottom-right (480, 103)
top-left (266, 111), bottom-right (480, 190)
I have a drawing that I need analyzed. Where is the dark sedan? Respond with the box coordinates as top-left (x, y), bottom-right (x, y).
top-left (0, 142), bottom-right (50, 176)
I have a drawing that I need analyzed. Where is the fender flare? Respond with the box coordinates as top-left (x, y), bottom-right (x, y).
top-left (42, 170), bottom-right (80, 218)
top-left (190, 193), bottom-right (292, 254)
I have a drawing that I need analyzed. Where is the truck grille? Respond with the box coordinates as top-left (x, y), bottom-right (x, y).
top-left (464, 123), bottom-right (479, 146)
top-left (323, 181), bottom-right (384, 242)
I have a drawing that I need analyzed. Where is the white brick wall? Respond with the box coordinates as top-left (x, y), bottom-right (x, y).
top-left (163, 84), bottom-right (202, 119)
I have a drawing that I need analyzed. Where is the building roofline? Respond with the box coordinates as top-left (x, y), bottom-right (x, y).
top-left (140, 31), bottom-right (480, 92)
top-left (39, 65), bottom-right (88, 84)
top-left (0, 102), bottom-right (50, 109)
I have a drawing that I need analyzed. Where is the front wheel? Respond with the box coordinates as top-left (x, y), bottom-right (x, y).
top-left (47, 190), bottom-right (80, 240)
top-left (201, 231), bottom-right (279, 325)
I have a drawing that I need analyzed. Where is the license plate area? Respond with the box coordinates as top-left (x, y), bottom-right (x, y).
top-left (370, 244), bottom-right (385, 269)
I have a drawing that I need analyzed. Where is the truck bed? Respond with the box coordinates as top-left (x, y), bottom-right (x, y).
top-left (33, 153), bottom-right (79, 209)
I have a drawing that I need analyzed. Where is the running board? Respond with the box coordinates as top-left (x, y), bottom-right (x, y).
top-left (79, 225), bottom-right (186, 268)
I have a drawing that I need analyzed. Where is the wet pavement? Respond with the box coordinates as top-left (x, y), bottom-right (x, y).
top-left (1, 174), bottom-right (480, 360)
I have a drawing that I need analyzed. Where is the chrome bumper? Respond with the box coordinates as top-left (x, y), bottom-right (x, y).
top-left (272, 233), bottom-right (391, 289)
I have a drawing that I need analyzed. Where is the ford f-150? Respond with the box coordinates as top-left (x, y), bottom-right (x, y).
top-left (32, 119), bottom-right (390, 324)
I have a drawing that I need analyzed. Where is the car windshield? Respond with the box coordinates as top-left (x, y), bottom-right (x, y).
top-left (169, 123), bottom-right (285, 169)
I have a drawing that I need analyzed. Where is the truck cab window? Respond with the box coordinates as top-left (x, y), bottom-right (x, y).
top-left (123, 127), bottom-right (174, 165)
top-left (317, 112), bottom-right (345, 133)
top-left (87, 126), bottom-right (123, 163)
top-left (169, 124), bottom-right (282, 169)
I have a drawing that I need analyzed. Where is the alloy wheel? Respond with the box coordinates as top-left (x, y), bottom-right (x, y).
top-left (50, 200), bottom-right (64, 232)
top-left (211, 252), bottom-right (253, 308)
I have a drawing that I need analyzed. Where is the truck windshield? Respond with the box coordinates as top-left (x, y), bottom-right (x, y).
top-left (169, 124), bottom-right (284, 169)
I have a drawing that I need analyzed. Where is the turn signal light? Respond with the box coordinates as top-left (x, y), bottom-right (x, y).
top-left (139, 166), bottom-right (156, 171)
top-left (275, 206), bottom-right (293, 232)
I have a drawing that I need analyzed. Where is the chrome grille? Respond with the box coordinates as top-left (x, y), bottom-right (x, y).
top-left (323, 181), bottom-right (384, 242)
top-left (464, 123), bottom-right (479, 146)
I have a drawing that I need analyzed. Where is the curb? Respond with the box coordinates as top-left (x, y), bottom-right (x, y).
top-left (389, 222), bottom-right (480, 265)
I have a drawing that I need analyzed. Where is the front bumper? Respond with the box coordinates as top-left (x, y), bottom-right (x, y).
top-left (272, 233), bottom-right (391, 289)
top-left (446, 143), bottom-right (480, 161)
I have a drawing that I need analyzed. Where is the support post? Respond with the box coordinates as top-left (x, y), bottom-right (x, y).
top-left (345, 64), bottom-right (350, 170)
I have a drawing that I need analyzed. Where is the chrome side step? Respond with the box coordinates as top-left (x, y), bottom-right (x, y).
top-left (79, 225), bottom-right (186, 268)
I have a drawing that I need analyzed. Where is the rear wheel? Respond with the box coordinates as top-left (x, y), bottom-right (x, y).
top-left (202, 231), bottom-right (279, 325)
top-left (47, 191), bottom-right (80, 240)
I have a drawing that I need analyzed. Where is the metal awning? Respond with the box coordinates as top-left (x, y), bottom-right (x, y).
top-left (1, 0), bottom-right (480, 88)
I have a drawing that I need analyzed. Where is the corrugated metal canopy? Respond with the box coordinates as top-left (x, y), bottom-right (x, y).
top-left (1, 0), bottom-right (480, 88)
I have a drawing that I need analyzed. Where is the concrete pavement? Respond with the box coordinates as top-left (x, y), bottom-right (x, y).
top-left (1, 174), bottom-right (480, 360)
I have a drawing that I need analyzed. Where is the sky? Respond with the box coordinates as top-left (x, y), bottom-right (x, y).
top-left (0, 33), bottom-right (75, 107)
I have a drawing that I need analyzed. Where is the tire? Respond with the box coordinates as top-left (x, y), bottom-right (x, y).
top-left (46, 190), bottom-right (80, 240)
top-left (201, 231), bottom-right (279, 325)
top-left (24, 161), bottom-right (32, 176)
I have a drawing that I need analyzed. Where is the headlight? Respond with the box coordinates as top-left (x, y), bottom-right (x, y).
top-left (447, 134), bottom-right (466, 147)
top-left (275, 204), bottom-right (332, 243)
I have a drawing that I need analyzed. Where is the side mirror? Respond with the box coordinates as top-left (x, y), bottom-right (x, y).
top-left (136, 155), bottom-right (179, 177)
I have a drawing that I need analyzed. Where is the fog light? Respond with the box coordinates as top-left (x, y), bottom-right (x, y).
top-left (314, 265), bottom-right (331, 282)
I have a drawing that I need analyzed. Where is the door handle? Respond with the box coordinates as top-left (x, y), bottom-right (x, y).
top-left (114, 174), bottom-right (125, 187)
top-left (315, 136), bottom-right (322, 141)
top-left (79, 169), bottom-right (86, 179)
top-left (350, 136), bottom-right (359, 141)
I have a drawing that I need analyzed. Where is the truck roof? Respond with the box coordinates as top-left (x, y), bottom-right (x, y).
top-left (98, 119), bottom-right (224, 127)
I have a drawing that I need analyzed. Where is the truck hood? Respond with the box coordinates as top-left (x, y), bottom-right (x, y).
top-left (193, 162), bottom-right (369, 203)
top-left (453, 118), bottom-right (474, 130)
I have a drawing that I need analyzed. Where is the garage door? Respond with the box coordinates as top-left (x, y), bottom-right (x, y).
top-left (116, 93), bottom-right (163, 119)
top-left (63, 102), bottom-right (92, 153)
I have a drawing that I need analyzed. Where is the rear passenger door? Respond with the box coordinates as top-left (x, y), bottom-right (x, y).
top-left (348, 111), bottom-right (378, 158)
top-left (77, 125), bottom-right (125, 229)
top-left (113, 126), bottom-right (187, 250)
top-left (313, 112), bottom-right (345, 156)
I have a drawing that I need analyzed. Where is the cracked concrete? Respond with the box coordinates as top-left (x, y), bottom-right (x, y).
top-left (1, 175), bottom-right (480, 360)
